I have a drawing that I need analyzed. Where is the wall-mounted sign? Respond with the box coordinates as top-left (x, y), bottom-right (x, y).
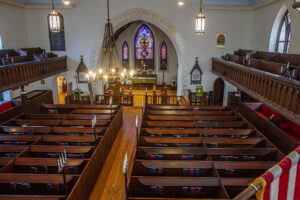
top-left (196, 86), bottom-right (203, 97)
top-left (216, 33), bottom-right (226, 49)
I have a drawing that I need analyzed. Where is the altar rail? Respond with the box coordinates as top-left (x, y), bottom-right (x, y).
top-left (0, 57), bottom-right (68, 92)
top-left (212, 57), bottom-right (300, 124)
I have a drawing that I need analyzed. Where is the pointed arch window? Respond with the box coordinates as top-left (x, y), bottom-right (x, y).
top-left (122, 42), bottom-right (129, 69)
top-left (160, 42), bottom-right (167, 70)
top-left (135, 24), bottom-right (154, 69)
top-left (276, 11), bottom-right (291, 54)
top-left (48, 12), bottom-right (66, 51)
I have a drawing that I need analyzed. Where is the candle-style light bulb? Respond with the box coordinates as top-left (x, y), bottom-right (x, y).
top-left (64, 150), bottom-right (67, 161)
top-left (104, 75), bottom-right (108, 80)
top-left (89, 70), bottom-right (92, 76)
top-left (136, 115), bottom-right (138, 128)
top-left (99, 69), bottom-right (103, 74)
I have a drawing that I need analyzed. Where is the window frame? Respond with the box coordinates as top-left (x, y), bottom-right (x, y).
top-left (275, 11), bottom-right (291, 54)
top-left (134, 24), bottom-right (155, 70)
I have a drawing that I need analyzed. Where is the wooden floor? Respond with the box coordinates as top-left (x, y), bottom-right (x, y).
top-left (89, 106), bottom-right (142, 200)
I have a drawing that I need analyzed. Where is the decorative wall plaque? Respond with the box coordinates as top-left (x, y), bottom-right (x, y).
top-left (190, 57), bottom-right (203, 85)
top-left (76, 55), bottom-right (89, 83)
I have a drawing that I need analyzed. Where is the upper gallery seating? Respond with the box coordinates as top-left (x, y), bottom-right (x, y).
top-left (0, 47), bottom-right (57, 66)
top-left (222, 49), bottom-right (300, 80)
top-left (0, 104), bottom-right (122, 200)
top-left (128, 105), bottom-right (284, 199)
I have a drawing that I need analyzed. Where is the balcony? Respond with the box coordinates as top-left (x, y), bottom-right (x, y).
top-left (212, 57), bottom-right (300, 124)
top-left (0, 57), bottom-right (68, 92)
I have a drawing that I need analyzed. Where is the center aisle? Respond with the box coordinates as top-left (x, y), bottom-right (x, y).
top-left (89, 106), bottom-right (142, 200)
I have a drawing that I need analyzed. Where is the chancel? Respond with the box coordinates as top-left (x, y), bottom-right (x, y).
top-left (0, 0), bottom-right (299, 200)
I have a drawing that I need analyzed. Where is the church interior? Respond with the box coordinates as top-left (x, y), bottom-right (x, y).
top-left (0, 0), bottom-right (299, 199)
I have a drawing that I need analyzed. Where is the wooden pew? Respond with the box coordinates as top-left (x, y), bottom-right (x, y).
top-left (147, 110), bottom-right (233, 116)
top-left (129, 105), bottom-right (283, 199)
top-left (142, 128), bottom-right (254, 136)
top-left (146, 115), bottom-right (236, 121)
top-left (148, 105), bottom-right (227, 110)
top-left (144, 121), bottom-right (247, 128)
top-left (14, 158), bottom-right (85, 167)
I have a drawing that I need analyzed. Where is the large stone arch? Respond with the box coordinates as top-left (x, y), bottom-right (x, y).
top-left (90, 8), bottom-right (187, 95)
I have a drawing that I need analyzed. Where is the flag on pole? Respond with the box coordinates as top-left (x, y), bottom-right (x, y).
top-left (251, 146), bottom-right (300, 200)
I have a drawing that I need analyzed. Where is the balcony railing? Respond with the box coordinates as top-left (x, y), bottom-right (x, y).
top-left (212, 57), bottom-right (300, 124)
top-left (0, 56), bottom-right (68, 92)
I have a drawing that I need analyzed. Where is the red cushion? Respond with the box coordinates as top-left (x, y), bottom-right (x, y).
top-left (261, 105), bottom-right (273, 117)
top-left (273, 112), bottom-right (284, 119)
top-left (0, 101), bottom-right (13, 113)
top-left (280, 123), bottom-right (289, 131)
top-left (289, 121), bottom-right (300, 134)
top-left (256, 111), bottom-right (269, 119)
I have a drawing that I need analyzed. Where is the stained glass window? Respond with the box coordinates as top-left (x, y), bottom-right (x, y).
top-left (276, 11), bottom-right (291, 54)
top-left (122, 41), bottom-right (129, 68)
top-left (122, 42), bottom-right (129, 60)
top-left (161, 42), bottom-right (167, 60)
top-left (160, 42), bottom-right (167, 70)
top-left (135, 24), bottom-right (154, 60)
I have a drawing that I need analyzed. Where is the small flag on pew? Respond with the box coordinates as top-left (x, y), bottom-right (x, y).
top-left (109, 97), bottom-right (112, 105)
top-left (251, 146), bottom-right (300, 200)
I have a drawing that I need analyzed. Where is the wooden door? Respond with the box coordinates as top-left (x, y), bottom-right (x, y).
top-left (214, 78), bottom-right (224, 105)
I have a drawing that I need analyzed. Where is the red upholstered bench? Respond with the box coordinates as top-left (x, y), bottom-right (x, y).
top-left (0, 101), bottom-right (13, 113)
top-left (280, 121), bottom-right (300, 142)
top-left (255, 105), bottom-right (284, 119)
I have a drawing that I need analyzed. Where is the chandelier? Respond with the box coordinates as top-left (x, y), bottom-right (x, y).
top-left (87, 0), bottom-right (135, 84)
top-left (48, 0), bottom-right (61, 33)
top-left (195, 0), bottom-right (206, 35)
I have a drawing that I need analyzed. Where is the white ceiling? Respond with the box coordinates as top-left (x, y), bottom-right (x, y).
top-left (1, 0), bottom-right (273, 8)
top-left (12, 0), bottom-right (77, 5)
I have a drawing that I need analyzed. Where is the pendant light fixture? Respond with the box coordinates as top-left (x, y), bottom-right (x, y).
top-left (195, 0), bottom-right (206, 35)
top-left (293, 0), bottom-right (300, 12)
top-left (48, 0), bottom-right (61, 33)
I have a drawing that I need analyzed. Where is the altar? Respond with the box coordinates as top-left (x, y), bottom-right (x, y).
top-left (131, 77), bottom-right (157, 89)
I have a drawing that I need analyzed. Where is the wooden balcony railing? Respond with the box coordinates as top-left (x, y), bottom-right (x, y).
top-left (0, 56), bottom-right (68, 92)
top-left (212, 57), bottom-right (300, 124)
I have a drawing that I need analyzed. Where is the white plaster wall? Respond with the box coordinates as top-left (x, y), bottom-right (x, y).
top-left (251, 0), bottom-right (300, 54)
top-left (20, 0), bottom-right (253, 101)
top-left (0, 2), bottom-right (28, 49)
top-left (115, 21), bottom-right (178, 86)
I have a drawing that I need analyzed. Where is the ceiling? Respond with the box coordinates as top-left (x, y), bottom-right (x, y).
top-left (11, 0), bottom-right (77, 5)
top-left (1, 0), bottom-right (276, 9)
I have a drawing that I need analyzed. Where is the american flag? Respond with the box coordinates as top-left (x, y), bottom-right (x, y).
top-left (252, 146), bottom-right (300, 200)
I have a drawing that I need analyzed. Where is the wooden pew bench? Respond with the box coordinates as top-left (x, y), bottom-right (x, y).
top-left (141, 128), bottom-right (255, 137)
top-left (0, 173), bottom-right (78, 195)
top-left (26, 145), bottom-right (94, 159)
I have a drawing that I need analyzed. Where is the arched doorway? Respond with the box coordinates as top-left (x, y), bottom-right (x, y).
top-left (56, 75), bottom-right (67, 104)
top-left (90, 8), bottom-right (186, 96)
top-left (213, 78), bottom-right (224, 106)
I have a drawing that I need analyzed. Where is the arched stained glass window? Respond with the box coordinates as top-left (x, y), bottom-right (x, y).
top-left (122, 42), bottom-right (129, 68)
top-left (135, 24), bottom-right (154, 69)
top-left (160, 42), bottom-right (167, 70)
top-left (276, 11), bottom-right (291, 54)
